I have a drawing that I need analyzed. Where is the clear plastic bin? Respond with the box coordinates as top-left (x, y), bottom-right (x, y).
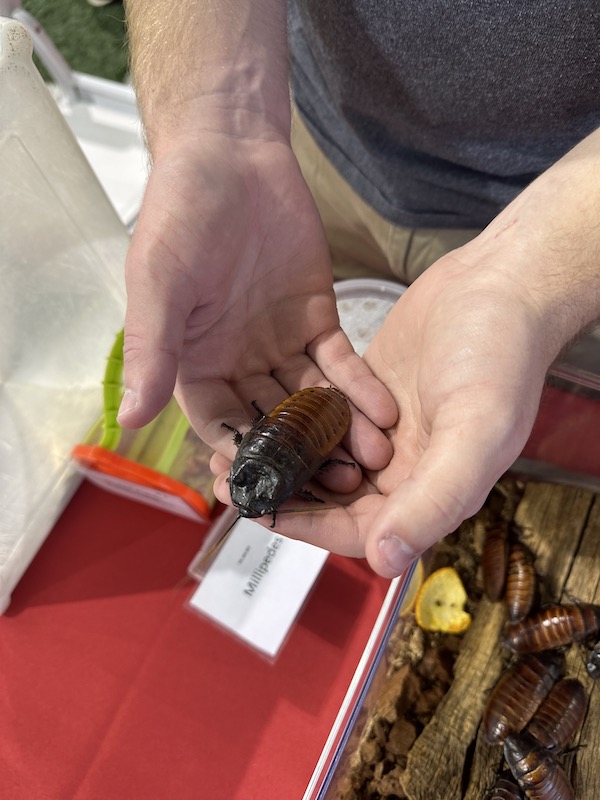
top-left (307, 319), bottom-right (600, 798)
top-left (516, 340), bottom-right (600, 491)
top-left (0, 17), bottom-right (129, 611)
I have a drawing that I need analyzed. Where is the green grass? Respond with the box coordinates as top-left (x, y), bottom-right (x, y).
top-left (21, 0), bottom-right (128, 82)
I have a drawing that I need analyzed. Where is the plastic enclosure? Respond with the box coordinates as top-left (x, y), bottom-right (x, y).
top-left (55, 73), bottom-right (147, 229)
top-left (517, 339), bottom-right (600, 492)
top-left (303, 561), bottom-right (421, 800)
top-left (72, 395), bottom-right (217, 523)
top-left (0, 18), bottom-right (128, 612)
top-left (71, 325), bottom-right (216, 522)
top-left (307, 321), bottom-right (600, 799)
top-left (2, 0), bottom-right (147, 228)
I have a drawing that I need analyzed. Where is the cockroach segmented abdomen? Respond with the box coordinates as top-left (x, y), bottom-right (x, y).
top-left (526, 678), bottom-right (587, 753)
top-left (504, 731), bottom-right (575, 800)
top-left (226, 387), bottom-right (353, 520)
top-left (505, 540), bottom-right (537, 623)
top-left (481, 651), bottom-right (563, 744)
top-left (266, 386), bottom-right (351, 458)
top-left (486, 771), bottom-right (524, 800)
top-left (482, 523), bottom-right (511, 602)
top-left (503, 603), bottom-right (600, 654)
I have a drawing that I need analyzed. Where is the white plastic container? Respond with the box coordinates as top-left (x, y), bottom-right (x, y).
top-left (0, 18), bottom-right (129, 611)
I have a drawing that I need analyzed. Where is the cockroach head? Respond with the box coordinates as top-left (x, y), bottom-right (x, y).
top-left (229, 460), bottom-right (286, 518)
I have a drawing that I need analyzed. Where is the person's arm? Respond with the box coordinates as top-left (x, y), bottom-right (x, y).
top-left (126, 0), bottom-right (291, 156)
top-left (473, 124), bottom-right (600, 356)
top-left (121, 0), bottom-right (290, 427)
top-left (212, 125), bottom-right (600, 576)
top-left (119, 0), bottom-right (397, 479)
top-left (360, 126), bottom-right (600, 576)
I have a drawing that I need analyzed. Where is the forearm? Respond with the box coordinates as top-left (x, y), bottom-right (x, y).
top-left (466, 126), bottom-right (600, 363)
top-left (124, 0), bottom-right (291, 156)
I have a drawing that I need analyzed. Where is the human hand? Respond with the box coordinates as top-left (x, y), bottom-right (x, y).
top-left (210, 249), bottom-right (562, 577)
top-left (119, 132), bottom-right (397, 480)
top-left (213, 126), bottom-right (600, 577)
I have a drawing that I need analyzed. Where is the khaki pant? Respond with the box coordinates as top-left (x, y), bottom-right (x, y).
top-left (291, 110), bottom-right (481, 284)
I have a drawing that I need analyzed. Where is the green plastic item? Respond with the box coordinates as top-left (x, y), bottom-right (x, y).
top-left (100, 327), bottom-right (125, 451)
top-left (98, 328), bottom-right (191, 476)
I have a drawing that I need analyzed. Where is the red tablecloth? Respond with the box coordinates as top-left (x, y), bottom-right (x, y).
top-left (0, 482), bottom-right (390, 800)
top-left (2, 381), bottom-right (598, 799)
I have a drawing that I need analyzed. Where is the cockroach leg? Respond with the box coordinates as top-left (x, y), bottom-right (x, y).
top-left (294, 488), bottom-right (326, 504)
top-left (250, 400), bottom-right (266, 419)
top-left (222, 421), bottom-right (243, 446)
top-left (319, 457), bottom-right (356, 471)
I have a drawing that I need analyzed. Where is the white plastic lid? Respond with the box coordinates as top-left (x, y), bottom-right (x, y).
top-left (334, 278), bottom-right (406, 355)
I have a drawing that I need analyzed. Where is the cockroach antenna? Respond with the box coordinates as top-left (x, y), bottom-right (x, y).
top-left (194, 513), bottom-right (242, 572)
top-left (194, 503), bottom-right (336, 572)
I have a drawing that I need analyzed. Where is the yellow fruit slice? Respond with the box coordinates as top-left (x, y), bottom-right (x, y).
top-left (415, 566), bottom-right (472, 634)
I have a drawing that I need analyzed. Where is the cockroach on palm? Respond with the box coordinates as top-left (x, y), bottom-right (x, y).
top-left (223, 386), bottom-right (355, 523)
top-left (196, 387), bottom-right (355, 571)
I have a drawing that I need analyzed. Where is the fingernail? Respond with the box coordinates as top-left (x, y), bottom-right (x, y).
top-left (117, 389), bottom-right (138, 421)
top-left (379, 536), bottom-right (415, 577)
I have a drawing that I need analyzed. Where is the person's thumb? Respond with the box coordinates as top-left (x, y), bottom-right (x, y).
top-left (365, 419), bottom-right (527, 578)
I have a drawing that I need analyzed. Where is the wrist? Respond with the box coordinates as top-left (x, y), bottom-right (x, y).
top-left (126, 0), bottom-right (291, 155)
top-left (148, 93), bottom-right (291, 163)
top-left (461, 135), bottom-right (600, 363)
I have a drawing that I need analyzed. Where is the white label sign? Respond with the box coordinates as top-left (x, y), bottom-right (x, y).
top-left (188, 517), bottom-right (329, 658)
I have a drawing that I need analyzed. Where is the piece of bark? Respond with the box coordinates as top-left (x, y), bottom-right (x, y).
top-left (562, 493), bottom-right (600, 606)
top-left (401, 598), bottom-right (506, 800)
top-left (333, 481), bottom-right (599, 800)
top-left (513, 482), bottom-right (594, 600)
top-left (561, 495), bottom-right (600, 799)
top-left (462, 727), bottom-right (504, 800)
top-left (402, 482), bottom-right (596, 800)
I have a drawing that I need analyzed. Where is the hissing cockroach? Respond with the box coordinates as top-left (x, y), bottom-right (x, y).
top-left (482, 651), bottom-right (563, 744)
top-left (486, 771), bottom-right (524, 800)
top-left (504, 731), bottom-right (574, 800)
top-left (585, 639), bottom-right (600, 680)
top-left (483, 523), bottom-right (510, 601)
top-left (526, 678), bottom-right (587, 753)
top-left (223, 387), bottom-right (353, 521)
top-left (503, 603), bottom-right (600, 654)
top-left (505, 541), bottom-right (537, 623)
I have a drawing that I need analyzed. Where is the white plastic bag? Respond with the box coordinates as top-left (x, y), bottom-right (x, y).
top-left (0, 18), bottom-right (128, 611)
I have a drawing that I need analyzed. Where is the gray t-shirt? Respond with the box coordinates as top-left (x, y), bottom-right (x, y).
top-left (288, 1), bottom-right (600, 228)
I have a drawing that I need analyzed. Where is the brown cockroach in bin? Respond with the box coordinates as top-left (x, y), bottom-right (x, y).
top-left (481, 651), bottom-right (564, 744)
top-left (223, 387), bottom-right (354, 523)
top-left (504, 731), bottom-right (574, 800)
top-left (526, 677), bottom-right (587, 753)
top-left (483, 523), bottom-right (511, 601)
top-left (486, 771), bottom-right (524, 800)
top-left (505, 540), bottom-right (537, 623)
top-left (503, 602), bottom-right (600, 654)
